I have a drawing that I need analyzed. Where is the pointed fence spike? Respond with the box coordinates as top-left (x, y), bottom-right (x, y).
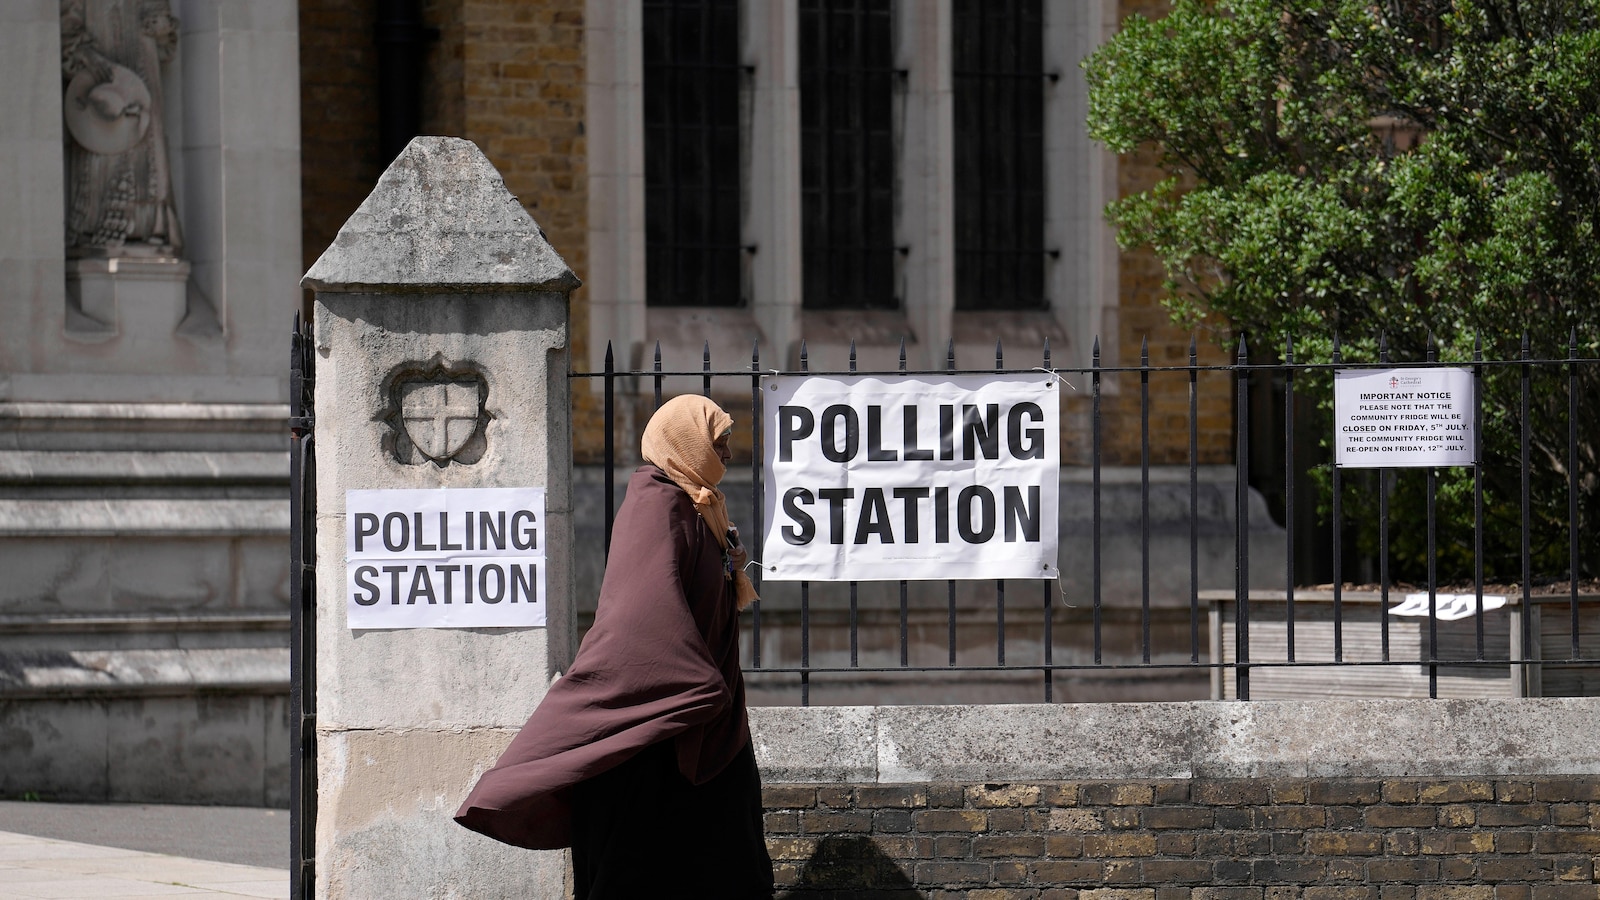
top-left (849, 340), bottom-right (857, 372)
top-left (800, 339), bottom-right (809, 372)
top-left (898, 336), bottom-right (907, 372)
top-left (1093, 334), bottom-right (1101, 357)
top-left (1237, 333), bottom-right (1249, 360)
top-left (1285, 334), bottom-right (1294, 364)
top-left (654, 341), bottom-right (662, 367)
top-left (1042, 335), bottom-right (1051, 368)
top-left (1474, 331), bottom-right (1483, 360)
top-left (604, 340), bottom-right (614, 367)
top-left (946, 338), bottom-right (956, 372)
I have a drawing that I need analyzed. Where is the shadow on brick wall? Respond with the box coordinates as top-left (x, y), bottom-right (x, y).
top-left (777, 835), bottom-right (922, 899)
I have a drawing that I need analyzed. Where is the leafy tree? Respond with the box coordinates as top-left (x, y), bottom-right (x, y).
top-left (1085, 0), bottom-right (1600, 581)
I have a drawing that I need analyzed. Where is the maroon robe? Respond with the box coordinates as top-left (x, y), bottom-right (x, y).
top-left (455, 465), bottom-right (753, 851)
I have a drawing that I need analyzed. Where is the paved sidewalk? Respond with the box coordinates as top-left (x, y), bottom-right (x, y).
top-left (0, 830), bottom-right (288, 899)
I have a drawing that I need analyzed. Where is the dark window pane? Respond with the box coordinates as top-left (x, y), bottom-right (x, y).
top-left (954, 0), bottom-right (1046, 310)
top-left (800, 0), bottom-right (896, 310)
top-left (644, 0), bottom-right (742, 307)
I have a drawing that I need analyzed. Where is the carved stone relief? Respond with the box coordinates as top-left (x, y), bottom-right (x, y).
top-left (61, 0), bottom-right (182, 258)
top-left (383, 362), bottom-right (492, 467)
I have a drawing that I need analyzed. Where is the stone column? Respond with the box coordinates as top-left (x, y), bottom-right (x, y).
top-left (302, 137), bottom-right (578, 898)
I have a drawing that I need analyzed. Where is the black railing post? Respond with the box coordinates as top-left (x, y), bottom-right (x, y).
top-left (1379, 333), bottom-right (1390, 661)
top-left (1092, 336), bottom-right (1103, 666)
top-left (1520, 331), bottom-right (1534, 677)
top-left (1473, 333), bottom-right (1485, 658)
top-left (1140, 336), bottom-right (1151, 663)
top-left (603, 341), bottom-right (615, 559)
top-left (1234, 334), bottom-right (1250, 700)
top-left (653, 341), bottom-right (663, 409)
top-left (948, 339), bottom-right (958, 668)
top-left (800, 342), bottom-right (810, 705)
top-left (750, 339), bottom-right (762, 668)
top-left (1043, 336), bottom-right (1054, 701)
top-left (1189, 335), bottom-right (1200, 663)
top-left (1569, 327), bottom-right (1581, 660)
top-left (996, 339), bottom-right (1006, 668)
top-left (287, 315), bottom-right (316, 900)
top-left (1331, 333), bottom-right (1344, 663)
top-left (1426, 333), bottom-right (1438, 698)
top-left (848, 342), bottom-right (858, 669)
top-left (1284, 335), bottom-right (1296, 663)
top-left (899, 337), bottom-right (910, 671)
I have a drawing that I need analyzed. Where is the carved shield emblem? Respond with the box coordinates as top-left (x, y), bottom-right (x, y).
top-left (398, 376), bottom-right (483, 463)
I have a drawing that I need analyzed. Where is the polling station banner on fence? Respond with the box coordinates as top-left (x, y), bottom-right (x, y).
top-left (345, 487), bottom-right (546, 629)
top-left (760, 374), bottom-right (1060, 582)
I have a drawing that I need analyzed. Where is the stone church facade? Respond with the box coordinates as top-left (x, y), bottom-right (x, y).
top-left (1, 0), bottom-right (1266, 804)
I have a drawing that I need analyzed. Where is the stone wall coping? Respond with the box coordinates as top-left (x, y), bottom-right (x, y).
top-left (0, 647), bottom-right (287, 700)
top-left (749, 698), bottom-right (1600, 783)
top-left (0, 498), bottom-right (287, 536)
top-left (0, 614), bottom-right (289, 634)
top-left (0, 402), bottom-right (290, 424)
top-left (0, 451), bottom-right (288, 484)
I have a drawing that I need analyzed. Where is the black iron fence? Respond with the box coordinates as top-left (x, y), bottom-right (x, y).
top-left (576, 332), bottom-right (1599, 706)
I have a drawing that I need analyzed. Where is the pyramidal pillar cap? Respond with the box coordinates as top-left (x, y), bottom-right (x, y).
top-left (302, 136), bottom-right (581, 295)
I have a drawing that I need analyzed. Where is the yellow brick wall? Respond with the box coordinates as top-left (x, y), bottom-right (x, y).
top-left (299, 0), bottom-right (385, 312)
top-left (424, 0), bottom-right (601, 461)
top-left (1062, 0), bottom-right (1235, 468)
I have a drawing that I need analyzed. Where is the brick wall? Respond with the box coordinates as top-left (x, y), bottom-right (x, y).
top-left (299, 0), bottom-right (385, 313)
top-left (1058, 0), bottom-right (1236, 469)
top-left (763, 777), bottom-right (1600, 899)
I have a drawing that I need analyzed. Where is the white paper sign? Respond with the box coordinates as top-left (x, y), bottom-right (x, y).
top-left (1389, 593), bottom-right (1507, 621)
top-left (1334, 368), bottom-right (1475, 467)
top-left (344, 487), bottom-right (546, 629)
top-left (761, 374), bottom-right (1060, 582)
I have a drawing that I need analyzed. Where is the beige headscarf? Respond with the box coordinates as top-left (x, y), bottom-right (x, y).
top-left (640, 395), bottom-right (759, 610)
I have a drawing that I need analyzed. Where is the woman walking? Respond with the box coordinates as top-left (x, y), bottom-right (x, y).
top-left (456, 395), bottom-right (773, 899)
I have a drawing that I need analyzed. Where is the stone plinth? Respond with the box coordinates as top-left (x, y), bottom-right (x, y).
top-left (304, 137), bottom-right (577, 899)
top-left (64, 256), bottom-right (191, 342)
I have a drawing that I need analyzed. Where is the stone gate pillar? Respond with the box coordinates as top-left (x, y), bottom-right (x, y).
top-left (302, 137), bottom-right (578, 897)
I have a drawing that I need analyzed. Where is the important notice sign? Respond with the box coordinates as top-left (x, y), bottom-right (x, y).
top-left (345, 487), bottom-right (546, 629)
top-left (1334, 368), bottom-right (1475, 468)
top-left (761, 374), bottom-right (1060, 582)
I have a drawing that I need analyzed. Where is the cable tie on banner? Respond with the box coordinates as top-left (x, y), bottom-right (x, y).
top-left (1033, 367), bottom-right (1076, 391)
top-left (1051, 571), bottom-right (1077, 607)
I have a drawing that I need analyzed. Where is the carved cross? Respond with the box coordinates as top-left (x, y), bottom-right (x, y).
top-left (399, 379), bottom-right (481, 461)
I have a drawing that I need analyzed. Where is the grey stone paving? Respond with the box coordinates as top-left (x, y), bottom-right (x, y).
top-left (0, 803), bottom-right (286, 871)
top-left (0, 829), bottom-right (285, 899)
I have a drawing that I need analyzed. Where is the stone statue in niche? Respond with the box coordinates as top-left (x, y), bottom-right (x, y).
top-left (60, 0), bottom-right (182, 258)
